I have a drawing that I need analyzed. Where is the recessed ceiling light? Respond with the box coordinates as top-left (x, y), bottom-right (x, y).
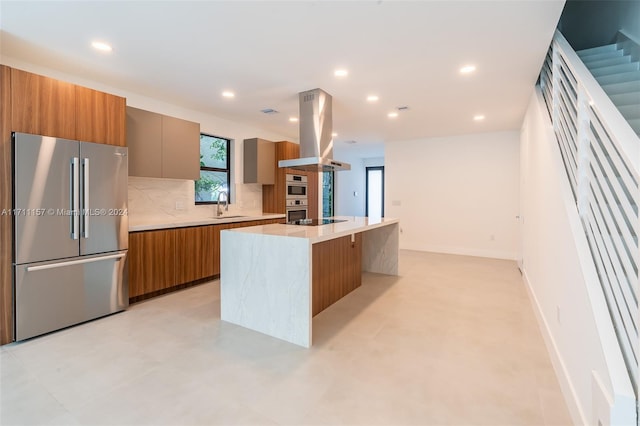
top-left (388, 112), bottom-right (399, 118)
top-left (473, 114), bottom-right (485, 121)
top-left (289, 117), bottom-right (299, 122)
top-left (91, 41), bottom-right (113, 52)
top-left (367, 95), bottom-right (379, 102)
top-left (222, 91), bottom-right (235, 98)
top-left (460, 65), bottom-right (476, 74)
top-left (334, 69), bottom-right (349, 77)
top-left (332, 132), bottom-right (338, 137)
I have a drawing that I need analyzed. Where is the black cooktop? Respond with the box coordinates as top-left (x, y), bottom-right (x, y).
top-left (288, 219), bottom-right (348, 226)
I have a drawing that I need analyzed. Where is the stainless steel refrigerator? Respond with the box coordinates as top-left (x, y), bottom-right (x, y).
top-left (13, 132), bottom-right (129, 341)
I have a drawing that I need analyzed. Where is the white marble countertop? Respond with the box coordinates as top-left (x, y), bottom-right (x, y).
top-left (129, 213), bottom-right (286, 232)
top-left (224, 216), bottom-right (399, 244)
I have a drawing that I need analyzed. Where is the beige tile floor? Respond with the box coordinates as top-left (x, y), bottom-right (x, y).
top-left (0, 250), bottom-right (573, 426)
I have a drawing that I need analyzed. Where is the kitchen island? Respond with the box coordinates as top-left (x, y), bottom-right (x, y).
top-left (220, 216), bottom-right (399, 347)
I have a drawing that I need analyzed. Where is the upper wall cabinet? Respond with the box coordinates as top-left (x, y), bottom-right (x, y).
top-left (243, 138), bottom-right (275, 184)
top-left (10, 68), bottom-right (126, 146)
top-left (11, 68), bottom-right (77, 140)
top-left (76, 87), bottom-right (126, 146)
top-left (161, 115), bottom-right (200, 180)
top-left (126, 107), bottom-right (162, 177)
top-left (127, 106), bottom-right (200, 180)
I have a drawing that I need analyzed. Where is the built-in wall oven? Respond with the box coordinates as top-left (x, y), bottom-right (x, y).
top-left (286, 199), bottom-right (308, 222)
top-left (285, 174), bottom-right (308, 222)
top-left (286, 174), bottom-right (307, 199)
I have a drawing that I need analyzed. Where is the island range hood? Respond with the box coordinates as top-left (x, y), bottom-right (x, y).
top-left (278, 88), bottom-right (351, 172)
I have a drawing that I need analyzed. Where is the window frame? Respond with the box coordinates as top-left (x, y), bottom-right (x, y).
top-left (195, 133), bottom-right (231, 205)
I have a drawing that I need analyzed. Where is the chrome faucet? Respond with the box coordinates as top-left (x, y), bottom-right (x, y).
top-left (216, 190), bottom-right (228, 216)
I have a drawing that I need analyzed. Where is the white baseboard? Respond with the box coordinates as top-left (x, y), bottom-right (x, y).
top-left (399, 242), bottom-right (517, 261)
top-left (522, 269), bottom-right (586, 426)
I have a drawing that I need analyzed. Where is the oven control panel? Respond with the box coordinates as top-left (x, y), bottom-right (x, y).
top-left (286, 199), bottom-right (308, 207)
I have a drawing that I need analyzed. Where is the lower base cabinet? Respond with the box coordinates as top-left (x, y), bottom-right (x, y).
top-left (312, 233), bottom-right (362, 316)
top-left (129, 218), bottom-right (284, 301)
top-left (129, 229), bottom-right (176, 298)
top-left (175, 225), bottom-right (216, 285)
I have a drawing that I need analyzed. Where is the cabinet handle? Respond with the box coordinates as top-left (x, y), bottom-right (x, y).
top-left (70, 157), bottom-right (79, 240)
top-left (26, 253), bottom-right (126, 272)
top-left (82, 158), bottom-right (90, 238)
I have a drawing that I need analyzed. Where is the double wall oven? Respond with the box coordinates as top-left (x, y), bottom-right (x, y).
top-left (285, 173), bottom-right (308, 222)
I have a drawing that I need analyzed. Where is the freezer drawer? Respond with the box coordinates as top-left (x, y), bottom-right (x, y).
top-left (14, 251), bottom-right (128, 341)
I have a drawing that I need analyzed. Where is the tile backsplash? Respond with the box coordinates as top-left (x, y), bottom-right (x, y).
top-left (128, 176), bottom-right (263, 222)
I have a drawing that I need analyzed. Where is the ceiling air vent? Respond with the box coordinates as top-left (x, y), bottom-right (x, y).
top-left (260, 108), bottom-right (279, 114)
top-left (397, 106), bottom-right (409, 111)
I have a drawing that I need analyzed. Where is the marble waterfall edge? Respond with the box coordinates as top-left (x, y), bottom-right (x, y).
top-left (220, 231), bottom-right (312, 347)
top-left (362, 222), bottom-right (400, 275)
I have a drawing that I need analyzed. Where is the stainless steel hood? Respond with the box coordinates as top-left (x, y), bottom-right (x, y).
top-left (278, 88), bottom-right (351, 172)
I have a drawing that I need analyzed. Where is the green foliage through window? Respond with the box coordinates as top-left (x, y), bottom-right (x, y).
top-left (195, 134), bottom-right (230, 203)
top-left (322, 171), bottom-right (334, 217)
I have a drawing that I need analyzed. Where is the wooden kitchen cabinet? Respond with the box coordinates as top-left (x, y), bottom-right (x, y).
top-left (127, 106), bottom-right (200, 180)
top-left (128, 229), bottom-right (176, 298)
top-left (306, 171), bottom-right (319, 219)
top-left (1, 65), bottom-right (12, 345)
top-left (262, 141), bottom-right (319, 217)
top-left (11, 68), bottom-right (77, 140)
top-left (312, 233), bottom-right (362, 316)
top-left (128, 218), bottom-right (284, 302)
top-left (10, 68), bottom-right (126, 146)
top-left (212, 223), bottom-right (231, 276)
top-left (75, 86), bottom-right (126, 146)
top-left (263, 141), bottom-right (299, 214)
top-left (175, 225), bottom-right (217, 285)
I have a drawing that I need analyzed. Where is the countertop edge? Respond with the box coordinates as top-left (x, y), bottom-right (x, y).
top-left (221, 217), bottom-right (399, 244)
top-left (308, 219), bottom-right (399, 244)
top-left (129, 214), bottom-right (286, 232)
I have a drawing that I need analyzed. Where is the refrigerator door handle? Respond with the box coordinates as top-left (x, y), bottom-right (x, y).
top-left (70, 157), bottom-right (80, 240)
top-left (82, 157), bottom-right (90, 238)
top-left (25, 253), bottom-right (126, 272)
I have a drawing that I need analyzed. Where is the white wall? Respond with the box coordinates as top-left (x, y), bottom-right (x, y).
top-left (385, 131), bottom-right (520, 260)
top-left (333, 145), bottom-right (384, 217)
top-left (520, 88), bottom-right (636, 426)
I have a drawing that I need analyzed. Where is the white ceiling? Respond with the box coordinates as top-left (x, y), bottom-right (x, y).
top-left (0, 0), bottom-right (564, 148)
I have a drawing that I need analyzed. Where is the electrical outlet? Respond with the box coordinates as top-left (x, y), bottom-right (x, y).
top-left (556, 306), bottom-right (561, 325)
top-left (175, 201), bottom-right (185, 210)
top-left (490, 234), bottom-right (495, 241)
